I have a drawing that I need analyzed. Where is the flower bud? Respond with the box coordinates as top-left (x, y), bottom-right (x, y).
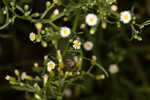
top-left (46, 1), bottom-right (51, 8)
top-left (96, 74), bottom-right (105, 80)
top-left (34, 62), bottom-right (39, 68)
top-left (10, 2), bottom-right (15, 7)
top-left (41, 41), bottom-right (48, 47)
top-left (14, 69), bottom-right (20, 77)
top-left (101, 22), bottom-right (107, 29)
top-left (24, 5), bottom-right (29, 11)
top-left (32, 13), bottom-right (40, 17)
top-left (90, 27), bottom-right (96, 35)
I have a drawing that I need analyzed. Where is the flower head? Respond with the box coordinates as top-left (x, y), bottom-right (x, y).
top-left (111, 5), bottom-right (118, 11)
top-left (85, 13), bottom-right (98, 26)
top-left (60, 27), bottom-right (71, 38)
top-left (35, 23), bottom-right (42, 30)
top-left (83, 41), bottom-right (93, 51)
top-left (109, 64), bottom-right (119, 74)
top-left (29, 32), bottom-right (36, 41)
top-left (73, 40), bottom-right (81, 49)
top-left (120, 11), bottom-right (132, 24)
top-left (47, 61), bottom-right (55, 72)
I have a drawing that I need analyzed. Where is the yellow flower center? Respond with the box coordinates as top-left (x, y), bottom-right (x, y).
top-left (49, 64), bottom-right (54, 68)
top-left (111, 67), bottom-right (117, 72)
top-left (30, 34), bottom-right (35, 40)
top-left (74, 42), bottom-right (79, 47)
top-left (89, 17), bottom-right (94, 22)
top-left (86, 43), bottom-right (91, 48)
top-left (63, 29), bottom-right (68, 34)
top-left (123, 14), bottom-right (129, 20)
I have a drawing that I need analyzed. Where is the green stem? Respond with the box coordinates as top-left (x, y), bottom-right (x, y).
top-left (83, 57), bottom-right (109, 77)
top-left (40, 3), bottom-right (55, 19)
top-left (72, 10), bottom-right (80, 32)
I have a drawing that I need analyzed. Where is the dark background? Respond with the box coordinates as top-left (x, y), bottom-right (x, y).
top-left (0, 0), bottom-right (150, 100)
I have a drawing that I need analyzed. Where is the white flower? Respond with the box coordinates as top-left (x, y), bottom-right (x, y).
top-left (111, 5), bottom-right (118, 11)
top-left (29, 32), bottom-right (36, 41)
top-left (106, 0), bottom-right (113, 4)
top-left (53, 9), bottom-right (59, 16)
top-left (85, 13), bottom-right (98, 26)
top-left (120, 11), bottom-right (132, 24)
top-left (21, 72), bottom-right (27, 80)
top-left (73, 40), bottom-right (81, 49)
top-left (47, 61), bottom-right (55, 71)
top-left (5, 75), bottom-right (10, 80)
top-left (83, 41), bottom-right (93, 51)
top-left (109, 64), bottom-right (119, 74)
top-left (60, 27), bottom-right (71, 38)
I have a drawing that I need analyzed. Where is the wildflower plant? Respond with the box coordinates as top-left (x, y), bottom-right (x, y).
top-left (0, 0), bottom-right (150, 100)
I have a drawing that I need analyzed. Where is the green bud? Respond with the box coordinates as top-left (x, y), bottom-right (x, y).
top-left (32, 13), bottom-right (40, 17)
top-left (3, 10), bottom-right (7, 15)
top-left (41, 30), bottom-right (45, 34)
top-left (9, 19), bottom-right (12, 23)
top-left (101, 22), bottom-right (107, 29)
top-left (69, 39), bottom-right (73, 42)
top-left (132, 21), bottom-right (136, 24)
top-left (90, 27), bottom-right (96, 35)
top-left (96, 74), bottom-right (105, 80)
top-left (137, 36), bottom-right (142, 41)
top-left (133, 16), bottom-right (136, 20)
top-left (45, 27), bottom-right (49, 32)
top-left (46, 1), bottom-right (51, 8)
top-left (41, 41), bottom-right (47, 47)
top-left (14, 69), bottom-right (20, 77)
top-left (64, 72), bottom-right (69, 78)
top-left (20, 82), bottom-right (25, 86)
top-left (10, 2), bottom-right (15, 7)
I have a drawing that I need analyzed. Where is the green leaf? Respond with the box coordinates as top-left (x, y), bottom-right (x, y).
top-left (11, 85), bottom-right (36, 92)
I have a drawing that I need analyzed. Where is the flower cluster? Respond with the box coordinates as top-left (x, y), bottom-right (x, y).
top-left (1, 0), bottom-right (149, 100)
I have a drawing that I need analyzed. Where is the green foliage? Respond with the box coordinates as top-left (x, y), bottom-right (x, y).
top-left (0, 0), bottom-right (150, 100)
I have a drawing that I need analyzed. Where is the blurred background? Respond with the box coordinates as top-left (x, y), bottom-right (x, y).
top-left (1, 0), bottom-right (150, 100)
